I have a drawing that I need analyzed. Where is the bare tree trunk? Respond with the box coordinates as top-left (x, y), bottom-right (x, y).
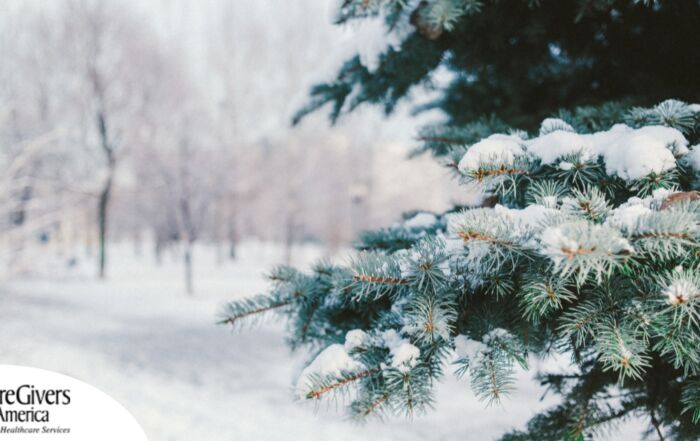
top-left (229, 239), bottom-right (237, 260)
top-left (96, 110), bottom-right (116, 279)
top-left (97, 171), bottom-right (113, 278)
top-left (178, 163), bottom-right (196, 295)
top-left (85, 209), bottom-right (94, 257)
top-left (214, 198), bottom-right (234, 264)
top-left (154, 238), bottom-right (163, 266)
top-left (183, 240), bottom-right (194, 296)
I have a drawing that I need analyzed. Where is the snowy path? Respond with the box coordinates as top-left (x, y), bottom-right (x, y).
top-left (0, 246), bottom-right (643, 440)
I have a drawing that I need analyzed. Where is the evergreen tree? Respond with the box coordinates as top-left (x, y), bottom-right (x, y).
top-left (225, 100), bottom-right (700, 439)
top-left (223, 2), bottom-right (700, 439)
top-left (294, 0), bottom-right (700, 132)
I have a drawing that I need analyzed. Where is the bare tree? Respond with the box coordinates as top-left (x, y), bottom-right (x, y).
top-left (174, 117), bottom-right (208, 295)
top-left (0, 0), bottom-right (464, 285)
top-left (0, 6), bottom-right (94, 276)
top-left (62, 0), bottom-right (159, 278)
top-left (144, 110), bottom-right (217, 295)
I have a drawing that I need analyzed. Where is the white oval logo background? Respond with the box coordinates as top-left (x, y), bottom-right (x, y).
top-left (0, 365), bottom-right (147, 440)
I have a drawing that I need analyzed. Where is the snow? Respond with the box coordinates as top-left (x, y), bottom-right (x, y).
top-left (344, 329), bottom-right (369, 352)
top-left (635, 125), bottom-right (690, 155)
top-left (494, 204), bottom-right (556, 230)
top-left (526, 130), bottom-right (591, 165)
top-left (585, 125), bottom-right (687, 180)
top-left (381, 329), bottom-right (420, 373)
top-left (560, 124), bottom-right (686, 180)
top-left (606, 200), bottom-right (651, 232)
top-left (0, 243), bottom-right (646, 440)
top-left (403, 212), bottom-right (438, 229)
top-left (539, 223), bottom-right (633, 264)
top-left (296, 344), bottom-right (364, 398)
top-left (538, 227), bottom-right (580, 262)
top-left (558, 161), bottom-right (574, 171)
top-left (604, 189), bottom-right (675, 232)
top-left (460, 122), bottom-right (689, 181)
top-left (454, 335), bottom-right (487, 361)
top-left (390, 343), bottom-right (420, 372)
top-left (539, 118), bottom-right (575, 136)
top-left (393, 249), bottom-right (413, 278)
top-left (483, 328), bottom-right (511, 343)
top-left (541, 195), bottom-right (558, 209)
top-left (650, 188), bottom-right (674, 206)
top-left (664, 279), bottom-right (697, 306)
top-left (454, 329), bottom-right (511, 363)
top-left (457, 135), bottom-right (525, 173)
top-left (597, 131), bottom-right (676, 181)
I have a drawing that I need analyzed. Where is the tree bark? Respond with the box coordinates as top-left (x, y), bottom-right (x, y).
top-left (183, 240), bottom-right (194, 296)
top-left (178, 176), bottom-right (196, 295)
top-left (154, 238), bottom-right (163, 266)
top-left (97, 171), bottom-right (113, 278)
top-left (96, 110), bottom-right (115, 279)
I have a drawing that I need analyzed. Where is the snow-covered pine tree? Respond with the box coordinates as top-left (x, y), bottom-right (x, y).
top-left (223, 99), bottom-right (700, 439)
top-left (222, 2), bottom-right (700, 439)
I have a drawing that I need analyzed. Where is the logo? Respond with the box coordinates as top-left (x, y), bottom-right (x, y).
top-left (0, 366), bottom-right (147, 440)
top-left (0, 384), bottom-right (71, 425)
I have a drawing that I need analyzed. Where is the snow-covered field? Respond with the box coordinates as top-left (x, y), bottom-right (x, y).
top-left (0, 243), bottom-right (643, 440)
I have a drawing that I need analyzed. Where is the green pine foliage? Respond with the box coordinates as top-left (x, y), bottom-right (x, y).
top-left (224, 100), bottom-right (700, 439)
top-left (294, 0), bottom-right (700, 132)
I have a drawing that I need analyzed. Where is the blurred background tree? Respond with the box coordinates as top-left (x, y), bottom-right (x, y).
top-left (0, 0), bottom-right (465, 289)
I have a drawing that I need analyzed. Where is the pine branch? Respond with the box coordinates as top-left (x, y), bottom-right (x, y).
top-left (520, 273), bottom-right (576, 321)
top-left (457, 230), bottom-right (514, 246)
top-left (681, 379), bottom-right (700, 424)
top-left (596, 320), bottom-right (650, 382)
top-left (352, 273), bottom-right (408, 284)
top-left (361, 393), bottom-right (389, 416)
top-left (383, 364), bottom-right (434, 417)
top-left (219, 286), bottom-right (304, 328)
top-left (305, 367), bottom-right (381, 400)
top-left (220, 299), bottom-right (293, 325)
top-left (470, 166), bottom-right (530, 183)
top-left (350, 388), bottom-right (392, 420)
top-left (348, 252), bottom-right (408, 299)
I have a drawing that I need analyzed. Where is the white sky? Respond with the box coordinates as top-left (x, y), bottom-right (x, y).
top-left (122, 0), bottom-right (444, 142)
top-left (1, 0), bottom-right (444, 144)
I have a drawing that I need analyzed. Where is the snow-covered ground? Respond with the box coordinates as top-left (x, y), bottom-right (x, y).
top-left (0, 243), bottom-right (643, 440)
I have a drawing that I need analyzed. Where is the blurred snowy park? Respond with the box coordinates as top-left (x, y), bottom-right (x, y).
top-left (0, 243), bottom-right (556, 440)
